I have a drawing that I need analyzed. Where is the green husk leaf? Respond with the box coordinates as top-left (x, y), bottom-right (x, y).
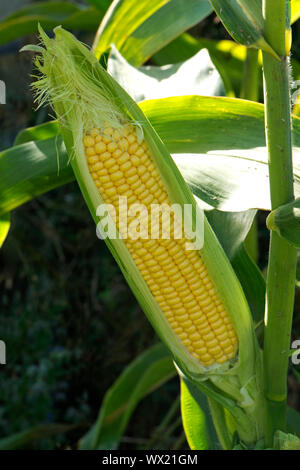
top-left (26, 28), bottom-right (264, 444)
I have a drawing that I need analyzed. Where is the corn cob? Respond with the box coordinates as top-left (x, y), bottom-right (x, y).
top-left (26, 26), bottom-right (255, 373)
top-left (83, 125), bottom-right (237, 367)
top-left (26, 26), bottom-right (264, 444)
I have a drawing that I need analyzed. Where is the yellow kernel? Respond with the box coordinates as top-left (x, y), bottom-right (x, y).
top-left (131, 156), bottom-right (140, 166)
top-left (88, 155), bottom-right (99, 164)
top-left (103, 181), bottom-right (114, 189)
top-left (98, 168), bottom-right (108, 176)
top-left (107, 142), bottom-right (118, 152)
top-left (136, 148), bottom-right (144, 157)
top-left (127, 134), bottom-right (136, 144)
top-left (101, 152), bottom-right (112, 161)
top-left (201, 356), bottom-right (214, 366)
top-left (86, 147), bottom-right (96, 156)
top-left (118, 183), bottom-right (130, 194)
top-left (120, 161), bottom-right (131, 172)
top-left (210, 346), bottom-right (223, 357)
top-left (108, 165), bottom-right (119, 174)
top-left (224, 345), bottom-right (234, 355)
top-left (104, 158), bottom-right (117, 169)
top-left (83, 136), bottom-right (94, 147)
top-left (91, 162), bottom-right (103, 171)
top-left (141, 172), bottom-right (151, 183)
top-left (100, 175), bottom-right (111, 183)
top-left (124, 167), bottom-right (136, 177)
top-left (89, 128), bottom-right (99, 136)
top-left (119, 138), bottom-right (129, 151)
top-left (104, 127), bottom-right (114, 136)
top-left (119, 152), bottom-right (130, 164)
top-left (113, 149), bottom-right (122, 159)
top-left (129, 143), bottom-right (139, 154)
top-left (137, 165), bottom-right (147, 176)
top-left (95, 142), bottom-right (106, 154)
top-left (127, 174), bottom-right (139, 185)
top-left (145, 177), bottom-right (156, 189)
top-left (103, 135), bottom-right (112, 144)
top-left (106, 188), bottom-right (117, 197)
top-left (113, 130), bottom-right (121, 140)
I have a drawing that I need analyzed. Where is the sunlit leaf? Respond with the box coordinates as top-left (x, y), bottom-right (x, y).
top-left (180, 377), bottom-right (216, 450)
top-left (5, 96), bottom-right (300, 215)
top-left (93, 0), bottom-right (213, 65)
top-left (0, 137), bottom-right (73, 216)
top-left (107, 46), bottom-right (224, 102)
top-left (291, 0), bottom-right (300, 24)
top-left (0, 213), bottom-right (10, 249)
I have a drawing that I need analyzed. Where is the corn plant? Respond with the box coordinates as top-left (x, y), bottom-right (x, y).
top-left (1, 0), bottom-right (300, 450)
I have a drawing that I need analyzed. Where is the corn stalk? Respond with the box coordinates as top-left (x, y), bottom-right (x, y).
top-left (262, 0), bottom-right (298, 446)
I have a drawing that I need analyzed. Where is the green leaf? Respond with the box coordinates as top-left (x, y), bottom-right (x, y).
top-left (180, 377), bottom-right (216, 450)
top-left (209, 0), bottom-right (279, 59)
top-left (232, 245), bottom-right (265, 324)
top-left (107, 46), bottom-right (225, 102)
top-left (0, 213), bottom-right (10, 248)
top-left (153, 34), bottom-right (247, 97)
top-left (204, 209), bottom-right (265, 323)
top-left (84, 0), bottom-right (112, 11)
top-left (93, 0), bottom-right (213, 65)
top-left (6, 96), bottom-right (300, 215)
top-left (0, 137), bottom-right (73, 216)
top-left (14, 121), bottom-right (60, 146)
top-left (0, 2), bottom-right (106, 46)
top-left (0, 423), bottom-right (75, 450)
top-left (79, 343), bottom-right (175, 450)
top-left (141, 96), bottom-right (300, 211)
top-left (205, 209), bottom-right (256, 260)
top-left (291, 0), bottom-right (300, 23)
top-left (267, 198), bottom-right (300, 248)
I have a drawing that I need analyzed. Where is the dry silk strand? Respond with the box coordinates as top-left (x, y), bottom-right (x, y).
top-left (83, 123), bottom-right (238, 367)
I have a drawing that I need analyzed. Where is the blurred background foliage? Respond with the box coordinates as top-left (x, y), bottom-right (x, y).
top-left (0, 0), bottom-right (300, 450)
